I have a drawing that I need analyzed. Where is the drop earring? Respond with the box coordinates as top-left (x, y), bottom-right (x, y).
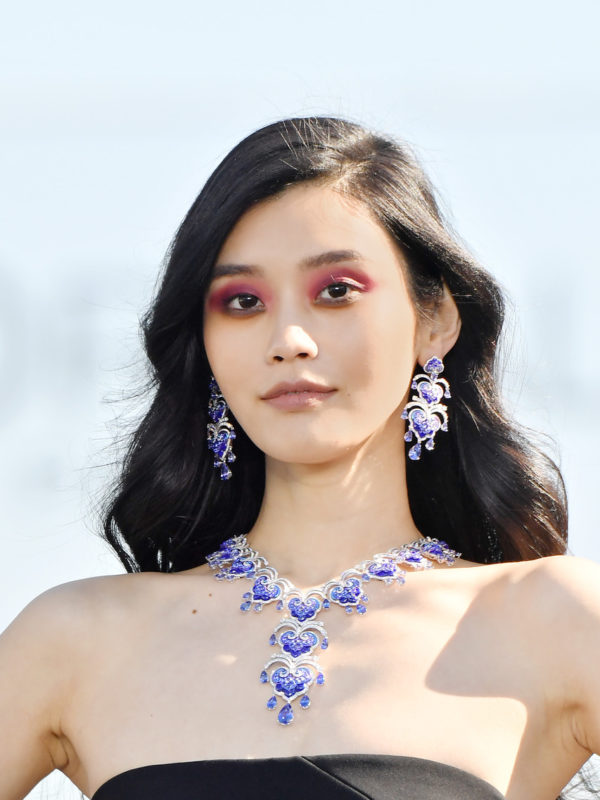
top-left (207, 376), bottom-right (236, 480)
top-left (401, 356), bottom-right (451, 461)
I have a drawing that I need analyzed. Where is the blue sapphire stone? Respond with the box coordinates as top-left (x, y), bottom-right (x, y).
top-left (408, 443), bottom-right (421, 460)
top-left (422, 541), bottom-right (443, 557)
top-left (209, 399), bottom-right (227, 423)
top-left (230, 558), bottom-right (254, 576)
top-left (272, 667), bottom-right (311, 698)
top-left (259, 670), bottom-right (268, 683)
top-left (281, 630), bottom-right (318, 658)
top-left (410, 410), bottom-right (436, 438)
top-left (267, 696), bottom-right (277, 709)
top-left (269, 633), bottom-right (277, 646)
top-left (424, 357), bottom-right (443, 374)
top-left (278, 704), bottom-right (294, 725)
top-left (316, 672), bottom-right (325, 685)
top-left (220, 537), bottom-right (236, 548)
top-left (357, 604), bottom-right (367, 614)
top-left (220, 464), bottom-right (232, 480)
top-left (321, 638), bottom-right (328, 649)
top-left (252, 576), bottom-right (281, 602)
top-left (240, 601), bottom-right (251, 612)
top-left (300, 695), bottom-right (311, 709)
top-left (331, 578), bottom-right (361, 605)
top-left (288, 597), bottom-right (320, 621)
top-left (418, 381), bottom-right (442, 405)
top-left (368, 561), bottom-right (395, 578)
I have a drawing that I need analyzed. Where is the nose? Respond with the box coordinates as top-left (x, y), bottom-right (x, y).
top-left (266, 323), bottom-right (319, 363)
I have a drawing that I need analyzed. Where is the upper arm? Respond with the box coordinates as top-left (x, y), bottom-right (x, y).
top-left (541, 556), bottom-right (600, 757)
top-left (0, 584), bottom-right (87, 800)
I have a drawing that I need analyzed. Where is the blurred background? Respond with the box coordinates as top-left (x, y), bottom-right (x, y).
top-left (1, 0), bottom-right (599, 796)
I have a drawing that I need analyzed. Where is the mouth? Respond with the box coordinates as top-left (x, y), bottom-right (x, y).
top-left (261, 381), bottom-right (337, 411)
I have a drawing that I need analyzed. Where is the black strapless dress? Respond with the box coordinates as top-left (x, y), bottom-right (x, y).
top-left (91, 754), bottom-right (506, 799)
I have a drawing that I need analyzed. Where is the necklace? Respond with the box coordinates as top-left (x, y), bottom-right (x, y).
top-left (207, 534), bottom-right (460, 726)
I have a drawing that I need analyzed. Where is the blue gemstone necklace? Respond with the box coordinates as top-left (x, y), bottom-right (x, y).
top-left (207, 534), bottom-right (460, 726)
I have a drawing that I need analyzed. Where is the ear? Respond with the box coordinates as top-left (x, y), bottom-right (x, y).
top-left (415, 282), bottom-right (461, 366)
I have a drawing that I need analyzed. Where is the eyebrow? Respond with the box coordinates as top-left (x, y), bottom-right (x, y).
top-left (211, 249), bottom-right (366, 280)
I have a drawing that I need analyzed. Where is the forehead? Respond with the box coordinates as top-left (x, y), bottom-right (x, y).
top-left (214, 183), bottom-right (407, 274)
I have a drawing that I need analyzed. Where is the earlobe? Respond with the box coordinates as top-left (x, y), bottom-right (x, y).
top-left (416, 285), bottom-right (461, 365)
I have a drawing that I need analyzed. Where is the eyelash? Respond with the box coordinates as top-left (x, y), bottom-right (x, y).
top-left (223, 281), bottom-right (363, 314)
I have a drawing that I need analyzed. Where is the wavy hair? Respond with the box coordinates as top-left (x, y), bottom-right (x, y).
top-left (101, 116), bottom-right (568, 573)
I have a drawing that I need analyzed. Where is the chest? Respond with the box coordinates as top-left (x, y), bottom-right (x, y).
top-left (71, 579), bottom-right (540, 786)
top-left (63, 564), bottom-right (592, 800)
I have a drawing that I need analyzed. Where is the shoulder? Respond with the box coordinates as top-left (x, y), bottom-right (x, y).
top-left (478, 553), bottom-right (600, 630)
top-left (2, 574), bottom-right (144, 673)
top-left (0, 571), bottom-right (200, 796)
top-left (452, 555), bottom-right (600, 653)
top-left (1, 569), bottom-right (209, 685)
top-left (498, 554), bottom-right (600, 752)
top-left (4, 569), bottom-right (205, 644)
top-left (505, 553), bottom-right (600, 616)
top-left (521, 553), bottom-right (600, 661)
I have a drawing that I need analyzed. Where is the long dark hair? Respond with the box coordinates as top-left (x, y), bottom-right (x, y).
top-left (101, 115), bottom-right (568, 573)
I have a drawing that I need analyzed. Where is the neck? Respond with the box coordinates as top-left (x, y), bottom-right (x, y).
top-left (247, 418), bottom-right (423, 588)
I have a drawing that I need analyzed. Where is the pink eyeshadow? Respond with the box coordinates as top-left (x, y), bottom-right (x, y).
top-left (206, 282), bottom-right (272, 312)
top-left (307, 267), bottom-right (376, 297)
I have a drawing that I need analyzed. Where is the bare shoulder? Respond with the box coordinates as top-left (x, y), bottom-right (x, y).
top-left (0, 570), bottom-right (201, 799)
top-left (5, 572), bottom-right (159, 635)
top-left (485, 554), bottom-right (600, 693)
top-left (5, 568), bottom-right (208, 644)
top-left (500, 553), bottom-right (600, 613)
top-left (447, 554), bottom-right (600, 645)
top-left (0, 572), bottom-right (176, 687)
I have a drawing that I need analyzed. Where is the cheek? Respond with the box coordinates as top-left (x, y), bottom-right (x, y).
top-left (341, 297), bottom-right (417, 389)
top-left (203, 316), bottom-right (259, 410)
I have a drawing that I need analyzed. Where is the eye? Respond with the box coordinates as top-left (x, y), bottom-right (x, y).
top-left (316, 281), bottom-right (362, 305)
top-left (226, 293), bottom-right (264, 313)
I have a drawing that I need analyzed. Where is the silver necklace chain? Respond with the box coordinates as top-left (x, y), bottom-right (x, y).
top-left (207, 533), bottom-right (461, 726)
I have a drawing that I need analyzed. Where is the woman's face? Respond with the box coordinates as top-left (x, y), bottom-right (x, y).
top-left (203, 182), bottom-right (423, 465)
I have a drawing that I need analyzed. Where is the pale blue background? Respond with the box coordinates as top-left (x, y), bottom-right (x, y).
top-left (1, 0), bottom-right (599, 797)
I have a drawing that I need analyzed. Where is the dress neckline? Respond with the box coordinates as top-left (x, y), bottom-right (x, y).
top-left (91, 752), bottom-right (506, 799)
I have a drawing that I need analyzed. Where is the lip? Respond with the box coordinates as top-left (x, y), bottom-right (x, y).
top-left (261, 380), bottom-right (337, 411)
top-left (262, 380), bottom-right (336, 400)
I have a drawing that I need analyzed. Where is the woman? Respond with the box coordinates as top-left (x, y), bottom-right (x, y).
top-left (1, 116), bottom-right (599, 800)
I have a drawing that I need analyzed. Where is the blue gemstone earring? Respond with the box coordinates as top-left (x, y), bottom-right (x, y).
top-left (207, 376), bottom-right (236, 480)
top-left (401, 356), bottom-right (451, 461)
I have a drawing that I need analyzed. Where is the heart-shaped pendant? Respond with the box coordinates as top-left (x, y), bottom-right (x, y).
top-left (288, 597), bottom-right (320, 621)
top-left (270, 666), bottom-right (313, 701)
top-left (417, 381), bottom-right (443, 405)
top-left (251, 575), bottom-right (281, 603)
top-left (279, 630), bottom-right (319, 657)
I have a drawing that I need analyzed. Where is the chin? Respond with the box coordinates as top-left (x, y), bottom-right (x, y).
top-left (260, 438), bottom-right (364, 467)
